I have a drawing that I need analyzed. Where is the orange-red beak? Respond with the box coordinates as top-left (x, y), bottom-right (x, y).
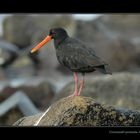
top-left (31, 35), bottom-right (52, 53)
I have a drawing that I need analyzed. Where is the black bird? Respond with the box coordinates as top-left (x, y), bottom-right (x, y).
top-left (31, 28), bottom-right (111, 96)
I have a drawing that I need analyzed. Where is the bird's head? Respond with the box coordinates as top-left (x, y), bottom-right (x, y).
top-left (31, 28), bottom-right (68, 53)
top-left (49, 28), bottom-right (68, 39)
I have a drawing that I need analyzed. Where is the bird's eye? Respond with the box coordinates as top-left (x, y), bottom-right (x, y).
top-left (52, 32), bottom-right (56, 35)
top-left (51, 30), bottom-right (56, 35)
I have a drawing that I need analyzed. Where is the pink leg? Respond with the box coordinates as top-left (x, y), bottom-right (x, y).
top-left (78, 74), bottom-right (84, 95)
top-left (73, 72), bottom-right (79, 96)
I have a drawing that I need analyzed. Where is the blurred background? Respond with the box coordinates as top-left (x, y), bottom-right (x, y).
top-left (0, 14), bottom-right (140, 125)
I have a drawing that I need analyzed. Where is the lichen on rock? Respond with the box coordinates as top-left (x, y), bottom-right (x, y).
top-left (14, 96), bottom-right (140, 126)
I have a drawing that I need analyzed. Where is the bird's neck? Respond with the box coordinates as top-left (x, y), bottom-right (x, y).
top-left (54, 36), bottom-right (68, 49)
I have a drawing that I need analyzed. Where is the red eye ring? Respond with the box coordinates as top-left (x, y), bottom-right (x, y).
top-left (52, 32), bottom-right (56, 34)
top-left (50, 30), bottom-right (56, 35)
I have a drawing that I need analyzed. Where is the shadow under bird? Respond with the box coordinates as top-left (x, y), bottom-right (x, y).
top-left (31, 27), bottom-right (112, 96)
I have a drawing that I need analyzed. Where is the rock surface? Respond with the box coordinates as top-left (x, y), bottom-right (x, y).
top-left (0, 79), bottom-right (55, 125)
top-left (14, 96), bottom-right (140, 126)
top-left (2, 15), bottom-right (140, 73)
top-left (2, 14), bottom-right (77, 74)
top-left (53, 73), bottom-right (140, 110)
top-left (3, 15), bottom-right (76, 48)
top-left (75, 28), bottom-right (139, 72)
top-left (75, 15), bottom-right (140, 72)
top-left (75, 15), bottom-right (140, 42)
top-left (0, 80), bottom-right (55, 109)
top-left (0, 107), bottom-right (23, 125)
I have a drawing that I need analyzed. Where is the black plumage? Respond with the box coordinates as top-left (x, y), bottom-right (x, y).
top-left (31, 27), bottom-right (112, 96)
top-left (50, 28), bottom-right (111, 74)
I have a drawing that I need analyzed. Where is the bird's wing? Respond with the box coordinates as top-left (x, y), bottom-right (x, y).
top-left (61, 40), bottom-right (106, 70)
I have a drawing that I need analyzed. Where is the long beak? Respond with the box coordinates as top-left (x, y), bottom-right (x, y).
top-left (31, 35), bottom-right (52, 53)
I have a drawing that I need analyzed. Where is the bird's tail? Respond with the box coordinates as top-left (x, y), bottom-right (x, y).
top-left (104, 64), bottom-right (112, 75)
top-left (95, 64), bottom-right (112, 75)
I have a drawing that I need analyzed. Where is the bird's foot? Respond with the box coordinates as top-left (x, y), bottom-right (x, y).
top-left (73, 92), bottom-right (79, 96)
top-left (73, 89), bottom-right (80, 96)
top-left (66, 91), bottom-right (78, 99)
top-left (67, 92), bottom-right (79, 98)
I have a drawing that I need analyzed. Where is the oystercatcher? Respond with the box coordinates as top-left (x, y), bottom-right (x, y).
top-left (31, 28), bottom-right (111, 96)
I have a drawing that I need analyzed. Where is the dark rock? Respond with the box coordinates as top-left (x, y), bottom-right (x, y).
top-left (0, 80), bottom-right (55, 110)
top-left (75, 19), bottom-right (110, 43)
top-left (75, 15), bottom-right (140, 72)
top-left (3, 15), bottom-right (76, 48)
top-left (13, 96), bottom-right (140, 126)
top-left (18, 81), bottom-right (55, 109)
top-left (2, 15), bottom-right (76, 73)
top-left (0, 69), bottom-right (6, 79)
top-left (3, 15), bottom-right (35, 48)
top-left (81, 38), bottom-right (138, 72)
top-left (0, 80), bottom-right (55, 125)
top-left (0, 39), bottom-right (41, 72)
top-left (0, 40), bottom-right (20, 54)
top-left (0, 107), bottom-right (23, 125)
top-left (4, 15), bottom-right (140, 73)
top-left (96, 15), bottom-right (140, 38)
top-left (53, 73), bottom-right (140, 110)
top-left (0, 86), bottom-right (17, 102)
top-left (75, 15), bottom-right (140, 42)
top-left (106, 38), bottom-right (138, 72)
top-left (0, 40), bottom-right (20, 69)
